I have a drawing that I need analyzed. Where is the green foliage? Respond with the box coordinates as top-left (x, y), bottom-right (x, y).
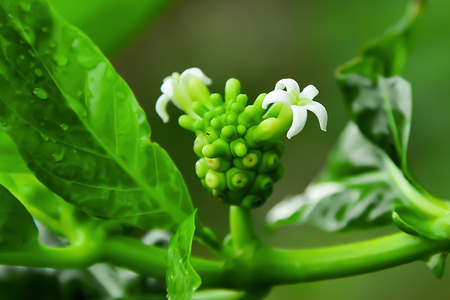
top-left (0, 0), bottom-right (193, 231)
top-left (178, 78), bottom-right (284, 208)
top-left (48, 0), bottom-right (177, 56)
top-left (266, 122), bottom-right (406, 232)
top-left (166, 211), bottom-right (201, 300)
top-left (336, 1), bottom-right (423, 170)
top-left (0, 131), bottom-right (30, 174)
top-left (266, 1), bottom-right (424, 233)
top-left (0, 183), bottom-right (39, 252)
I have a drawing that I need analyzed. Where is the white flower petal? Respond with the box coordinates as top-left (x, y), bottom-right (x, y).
top-left (161, 80), bottom-right (174, 98)
top-left (300, 85), bottom-right (319, 100)
top-left (180, 68), bottom-right (212, 86)
top-left (305, 101), bottom-right (328, 131)
top-left (262, 90), bottom-right (291, 109)
top-left (155, 94), bottom-right (171, 123)
top-left (287, 105), bottom-right (308, 139)
top-left (275, 78), bottom-right (300, 93)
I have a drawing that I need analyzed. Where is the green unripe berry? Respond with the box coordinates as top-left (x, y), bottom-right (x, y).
top-left (205, 170), bottom-right (226, 191)
top-left (195, 158), bottom-right (209, 178)
top-left (177, 78), bottom-right (287, 209)
top-left (232, 173), bottom-right (249, 188)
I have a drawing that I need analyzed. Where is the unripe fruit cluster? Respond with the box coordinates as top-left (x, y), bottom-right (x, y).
top-left (179, 78), bottom-right (285, 208)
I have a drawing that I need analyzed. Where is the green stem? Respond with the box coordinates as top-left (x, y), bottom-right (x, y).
top-left (0, 243), bottom-right (101, 269)
top-left (229, 206), bottom-right (256, 251)
top-left (384, 155), bottom-right (449, 216)
top-left (253, 232), bottom-right (450, 285)
top-left (101, 236), bottom-right (224, 287)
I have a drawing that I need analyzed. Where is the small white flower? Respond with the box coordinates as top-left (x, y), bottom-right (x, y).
top-left (156, 68), bottom-right (212, 123)
top-left (262, 78), bottom-right (327, 139)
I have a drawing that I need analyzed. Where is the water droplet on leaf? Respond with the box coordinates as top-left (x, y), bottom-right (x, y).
top-left (34, 68), bottom-right (42, 76)
top-left (52, 148), bottom-right (65, 162)
top-left (49, 41), bottom-right (56, 48)
top-left (116, 91), bottom-right (125, 99)
top-left (60, 123), bottom-right (68, 130)
top-left (40, 133), bottom-right (49, 141)
top-left (33, 88), bottom-right (47, 99)
top-left (53, 54), bottom-right (68, 66)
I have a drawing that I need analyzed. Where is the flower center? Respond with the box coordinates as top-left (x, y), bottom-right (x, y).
top-left (289, 89), bottom-right (313, 106)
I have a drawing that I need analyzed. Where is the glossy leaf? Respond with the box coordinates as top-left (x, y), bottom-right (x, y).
top-left (266, 123), bottom-right (406, 232)
top-left (0, 131), bottom-right (30, 174)
top-left (0, 183), bottom-right (39, 252)
top-left (48, 0), bottom-right (177, 56)
top-left (336, 1), bottom-right (423, 169)
top-left (0, 0), bottom-right (193, 231)
top-left (166, 211), bottom-right (201, 300)
top-left (393, 204), bottom-right (450, 241)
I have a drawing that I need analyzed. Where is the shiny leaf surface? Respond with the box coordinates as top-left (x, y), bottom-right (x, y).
top-left (48, 0), bottom-right (176, 56)
top-left (267, 123), bottom-right (406, 232)
top-left (0, 0), bottom-right (193, 231)
top-left (166, 211), bottom-right (201, 300)
top-left (0, 183), bottom-right (39, 252)
top-left (0, 131), bottom-right (30, 174)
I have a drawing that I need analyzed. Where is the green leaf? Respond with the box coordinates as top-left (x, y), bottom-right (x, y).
top-left (266, 123), bottom-right (406, 232)
top-left (336, 1), bottom-right (424, 169)
top-left (0, 131), bottom-right (30, 174)
top-left (0, 0), bottom-right (193, 231)
top-left (166, 211), bottom-right (201, 300)
top-left (0, 183), bottom-right (39, 252)
top-left (425, 251), bottom-right (449, 280)
top-left (47, 0), bottom-right (177, 56)
top-left (393, 204), bottom-right (450, 241)
top-left (337, 72), bottom-right (412, 170)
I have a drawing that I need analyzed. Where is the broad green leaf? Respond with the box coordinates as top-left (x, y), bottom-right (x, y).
top-left (266, 123), bottom-right (406, 232)
top-left (0, 183), bottom-right (39, 252)
top-left (0, 131), bottom-right (30, 173)
top-left (0, 0), bottom-right (193, 231)
top-left (48, 0), bottom-right (177, 56)
top-left (336, 1), bottom-right (423, 169)
top-left (166, 211), bottom-right (201, 300)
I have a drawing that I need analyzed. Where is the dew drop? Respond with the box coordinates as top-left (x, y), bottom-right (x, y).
top-left (33, 88), bottom-right (47, 99)
top-left (19, 2), bottom-right (31, 12)
top-left (60, 123), bottom-right (68, 130)
top-left (19, 39), bottom-right (24, 44)
top-left (105, 67), bottom-right (117, 83)
top-left (116, 91), bottom-right (125, 99)
top-left (52, 148), bottom-right (65, 162)
top-left (72, 149), bottom-right (77, 154)
top-left (50, 137), bottom-right (56, 143)
top-left (48, 41), bottom-right (56, 48)
top-left (76, 53), bottom-right (98, 69)
top-left (19, 55), bottom-right (24, 60)
top-left (34, 68), bottom-right (42, 76)
top-left (40, 133), bottom-right (49, 141)
top-left (53, 54), bottom-right (68, 66)
top-left (40, 122), bottom-right (45, 126)
top-left (28, 49), bottom-right (36, 57)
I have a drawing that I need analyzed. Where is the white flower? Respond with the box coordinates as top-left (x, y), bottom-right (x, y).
top-left (156, 68), bottom-right (212, 123)
top-left (262, 78), bottom-right (327, 139)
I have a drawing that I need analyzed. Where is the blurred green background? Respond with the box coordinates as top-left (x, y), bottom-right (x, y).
top-left (54, 0), bottom-right (450, 299)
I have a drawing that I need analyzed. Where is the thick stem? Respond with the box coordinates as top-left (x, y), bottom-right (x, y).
top-left (253, 232), bottom-right (450, 285)
top-left (229, 206), bottom-right (256, 251)
top-left (101, 236), bottom-right (224, 287)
